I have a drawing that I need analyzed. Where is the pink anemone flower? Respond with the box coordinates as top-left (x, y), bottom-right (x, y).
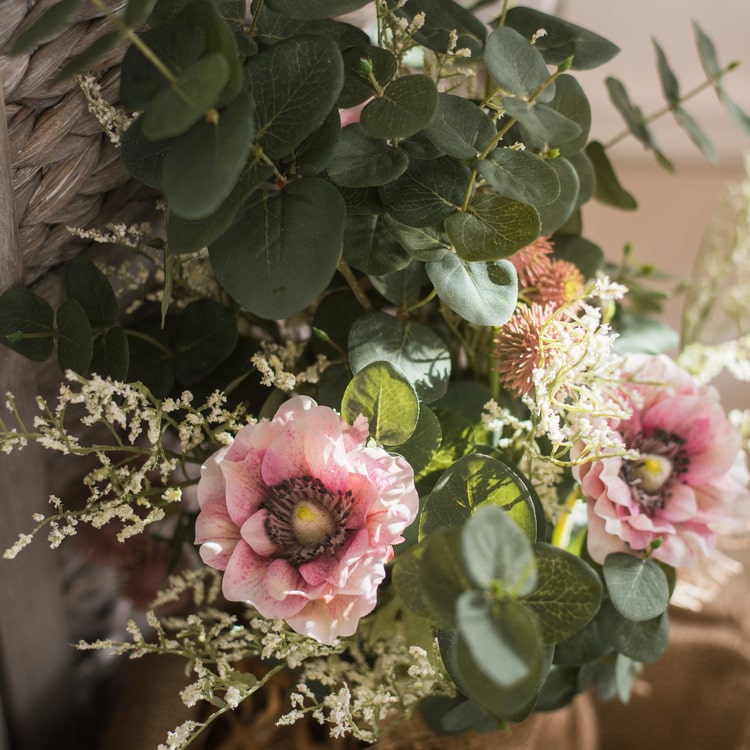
top-left (194, 395), bottom-right (419, 644)
top-left (574, 354), bottom-right (750, 568)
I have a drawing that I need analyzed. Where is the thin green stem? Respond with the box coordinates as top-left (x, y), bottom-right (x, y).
top-left (338, 260), bottom-right (373, 312)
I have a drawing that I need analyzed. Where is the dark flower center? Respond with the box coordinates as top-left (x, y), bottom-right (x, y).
top-left (621, 429), bottom-right (690, 516)
top-left (262, 475), bottom-right (355, 563)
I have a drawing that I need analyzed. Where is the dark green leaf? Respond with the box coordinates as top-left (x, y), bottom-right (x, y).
top-left (348, 311), bottom-right (451, 403)
top-left (553, 617), bottom-right (611, 666)
top-left (392, 0), bottom-right (487, 59)
top-left (567, 149), bottom-right (595, 206)
top-left (327, 125), bottom-right (408, 188)
top-left (502, 98), bottom-right (581, 147)
top-left (209, 177), bottom-right (345, 319)
top-left (166, 159), bottom-right (275, 253)
top-left (535, 157), bottom-right (579, 234)
top-left (673, 106), bottom-right (718, 163)
top-left (524, 543), bottom-right (602, 643)
top-left (141, 54), bottom-right (230, 140)
top-left (370, 259), bottom-right (429, 309)
top-left (653, 38), bottom-right (679, 105)
top-left (288, 107), bottom-right (342, 176)
top-left (426, 409), bottom-right (476, 473)
top-left (65, 256), bottom-right (118, 328)
top-left (613, 314), bottom-right (679, 355)
top-left (381, 217), bottom-right (451, 262)
top-left (120, 116), bottom-right (172, 190)
top-left (0, 287), bottom-right (54, 362)
top-left (342, 214), bottom-right (411, 275)
top-left (603, 553), bottom-right (670, 621)
top-left (461, 505), bottom-right (536, 596)
top-left (446, 192), bottom-right (541, 262)
top-left (692, 21), bottom-right (722, 80)
top-left (173, 300), bottom-right (238, 383)
top-left (586, 141), bottom-right (637, 210)
top-left (420, 454), bottom-right (537, 541)
top-left (718, 87), bottom-right (750, 138)
top-left (126, 0), bottom-right (159, 26)
top-left (380, 156), bottom-right (471, 228)
top-left (423, 94), bottom-right (497, 159)
top-left (341, 360), bottom-right (420, 446)
top-left (597, 602), bottom-right (669, 663)
top-left (485, 27), bottom-right (553, 100)
top-left (246, 35), bottom-right (344, 159)
top-left (163, 92), bottom-right (255, 219)
top-left (360, 75), bottom-right (438, 140)
top-left (552, 235), bottom-right (604, 279)
top-left (126, 325), bottom-right (173, 396)
top-left (92, 327), bottom-right (130, 382)
top-left (311, 289), bottom-right (362, 359)
top-left (504, 7), bottom-right (620, 70)
top-left (394, 405), bottom-right (442, 476)
top-left (338, 45), bottom-right (398, 108)
top-left (425, 254), bottom-right (517, 326)
top-left (56, 299), bottom-right (93, 374)
top-left (392, 543), bottom-right (435, 621)
top-left (11, 0), bottom-right (84, 54)
top-left (265, 0), bottom-right (371, 18)
top-left (476, 148), bottom-right (560, 208)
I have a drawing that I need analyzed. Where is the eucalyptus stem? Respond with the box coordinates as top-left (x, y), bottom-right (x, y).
top-left (603, 61), bottom-right (740, 150)
top-left (337, 260), bottom-right (374, 311)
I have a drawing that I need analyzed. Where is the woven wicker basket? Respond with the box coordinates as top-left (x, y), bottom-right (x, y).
top-left (1, 0), bottom-right (156, 286)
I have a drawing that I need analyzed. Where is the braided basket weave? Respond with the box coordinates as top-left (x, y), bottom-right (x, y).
top-left (1, 0), bottom-right (155, 285)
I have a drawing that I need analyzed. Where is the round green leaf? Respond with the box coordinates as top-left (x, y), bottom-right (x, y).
top-left (380, 156), bottom-right (471, 228)
top-left (56, 299), bottom-right (93, 374)
top-left (502, 98), bottom-right (581, 147)
top-left (360, 75), bottom-right (438, 140)
top-left (120, 116), bottom-right (172, 190)
top-left (338, 45), bottom-right (398, 108)
top-left (163, 91), bottom-right (255, 220)
top-left (420, 454), bottom-right (537, 542)
top-left (348, 311), bottom-right (451, 403)
top-left (446, 192), bottom-right (541, 262)
top-left (341, 360), bottom-right (420, 446)
top-left (173, 300), bottom-right (238, 384)
top-left (585, 141), bottom-right (637, 210)
top-left (392, 542), bottom-right (435, 621)
top-left (603, 553), bottom-right (670, 622)
top-left (92, 326), bottom-right (130, 382)
top-left (381, 216), bottom-right (451, 262)
top-left (253, 5), bottom-right (369, 49)
top-left (65, 256), bottom-right (118, 328)
top-left (485, 26), bottom-right (553, 100)
top-left (288, 107), bottom-right (342, 176)
top-left (126, 325), bottom-right (173, 397)
top-left (425, 254), bottom-right (517, 327)
top-left (476, 148), bottom-right (561, 209)
top-left (597, 602), bottom-right (669, 663)
top-left (209, 177), bottom-right (345, 319)
top-left (245, 36), bottom-right (344, 159)
top-left (535, 157), bottom-right (580, 235)
top-left (370, 259), bottom-right (430, 310)
top-left (461, 504), bottom-right (537, 596)
top-left (0, 287), bottom-right (54, 362)
top-left (423, 94), bottom-right (496, 159)
top-left (141, 54), bottom-right (230, 140)
top-left (394, 405), bottom-right (442, 477)
top-left (342, 214), bottom-right (411, 276)
top-left (524, 543), bottom-right (603, 643)
top-left (265, 0), bottom-right (371, 19)
top-left (533, 75), bottom-right (591, 156)
top-left (327, 124), bottom-right (408, 188)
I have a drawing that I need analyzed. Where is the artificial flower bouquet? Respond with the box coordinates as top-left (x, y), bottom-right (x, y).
top-left (2, 0), bottom-right (750, 748)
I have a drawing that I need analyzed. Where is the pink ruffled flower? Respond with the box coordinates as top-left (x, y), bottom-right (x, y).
top-left (574, 354), bottom-right (750, 568)
top-left (194, 396), bottom-right (419, 644)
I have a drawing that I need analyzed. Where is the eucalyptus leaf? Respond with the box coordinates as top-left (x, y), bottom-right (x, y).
top-left (486, 26), bottom-right (553, 101)
top-left (425, 254), bottom-right (517, 327)
top-left (461, 504), bottom-right (537, 596)
top-left (420, 453), bottom-right (537, 541)
top-left (476, 148), bottom-right (561, 208)
top-left (163, 91), bottom-right (255, 219)
top-left (0, 287), bottom-right (55, 362)
top-left (535, 157), bottom-right (579, 234)
top-left (342, 214), bottom-right (411, 275)
top-left (505, 7), bottom-right (620, 70)
top-left (380, 156), bottom-right (471, 228)
top-left (524, 543), bottom-right (602, 643)
top-left (327, 125), bottom-right (408, 188)
top-left (446, 192), bottom-right (541, 262)
top-left (719, 88), bottom-right (750, 138)
top-left (65, 256), bottom-right (118, 328)
top-left (423, 94), bottom-right (497, 159)
top-left (394, 405), bottom-right (442, 476)
top-left (53, 31), bottom-right (122, 83)
top-left (348, 311), bottom-right (452, 403)
top-left (125, 0), bottom-right (159, 26)
top-left (287, 108), bottom-right (342, 176)
top-left (339, 45), bottom-right (398, 108)
top-left (141, 54), bottom-right (230, 140)
top-left (692, 21), bottom-right (722, 81)
top-left (673, 106), bottom-right (718, 164)
top-left (10, 0), bottom-right (83, 55)
top-left (120, 116), bottom-right (172, 190)
top-left (341, 360), bottom-right (420, 446)
top-left (92, 327), bottom-right (131, 382)
top-left (586, 141), bottom-right (637, 210)
top-left (567, 149), bottom-right (595, 206)
top-left (245, 36), bottom-right (345, 159)
top-left (370, 259), bottom-right (429, 309)
top-left (597, 602), bottom-right (669, 663)
top-left (502, 98), bottom-right (581, 148)
top-left (209, 177), bottom-right (345, 319)
top-left (56, 299), bottom-right (93, 374)
top-left (360, 75), bottom-right (438, 140)
top-left (265, 0), bottom-right (371, 19)
top-left (174, 300), bottom-right (238, 384)
top-left (392, 543), bottom-right (435, 621)
top-left (603, 553), bottom-right (670, 622)
top-left (381, 216), bottom-right (451, 262)
top-left (552, 235), bottom-right (604, 279)
top-left (653, 38), bottom-right (680, 106)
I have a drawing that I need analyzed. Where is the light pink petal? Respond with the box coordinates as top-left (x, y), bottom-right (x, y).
top-left (221, 452), bottom-right (268, 526)
top-left (241, 509), bottom-right (281, 557)
top-left (196, 447), bottom-right (229, 509)
top-left (195, 498), bottom-right (240, 571)
top-left (225, 419), bottom-right (282, 462)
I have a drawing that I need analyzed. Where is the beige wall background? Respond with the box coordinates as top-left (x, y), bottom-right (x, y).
top-left (557, 0), bottom-right (750, 408)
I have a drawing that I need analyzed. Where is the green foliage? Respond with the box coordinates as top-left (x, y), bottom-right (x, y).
top-left (602, 553), bottom-right (671, 621)
top-left (0, 287), bottom-right (55, 362)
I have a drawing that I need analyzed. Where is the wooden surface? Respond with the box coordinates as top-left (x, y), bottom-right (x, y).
top-left (0, 71), bottom-right (76, 750)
